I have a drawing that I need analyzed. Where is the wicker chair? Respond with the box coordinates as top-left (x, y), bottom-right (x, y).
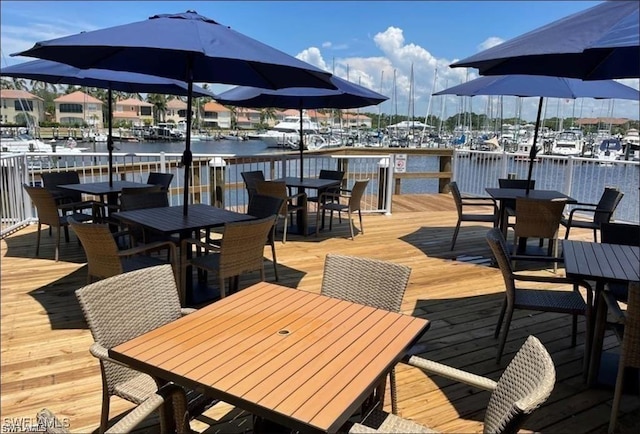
top-left (348, 335), bottom-right (555, 434)
top-left (23, 184), bottom-right (94, 261)
top-left (146, 172), bottom-right (174, 192)
top-left (181, 215), bottom-right (276, 301)
top-left (247, 194), bottom-right (285, 281)
top-left (315, 179), bottom-right (369, 240)
top-left (600, 222), bottom-right (640, 303)
top-left (240, 170), bottom-right (265, 202)
top-left (255, 180), bottom-right (306, 243)
top-left (307, 169), bottom-right (345, 205)
top-left (75, 265), bottom-right (197, 433)
top-left (119, 189), bottom-right (171, 245)
top-left (449, 181), bottom-right (498, 250)
top-left (511, 197), bottom-right (567, 273)
top-left (605, 282), bottom-right (640, 434)
top-left (37, 383), bottom-right (194, 433)
top-left (321, 253), bottom-right (411, 415)
top-left (561, 187), bottom-right (624, 242)
top-left (68, 216), bottom-right (177, 283)
top-left (486, 228), bottom-right (592, 363)
top-left (497, 178), bottom-right (536, 226)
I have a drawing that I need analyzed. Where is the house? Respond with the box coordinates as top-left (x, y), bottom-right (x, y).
top-left (0, 89), bottom-right (46, 126)
top-left (113, 98), bottom-right (153, 127)
top-left (341, 112), bottom-right (372, 129)
top-left (202, 101), bottom-right (232, 129)
top-left (53, 91), bottom-right (104, 127)
top-left (234, 108), bottom-right (262, 129)
top-left (165, 98), bottom-right (188, 124)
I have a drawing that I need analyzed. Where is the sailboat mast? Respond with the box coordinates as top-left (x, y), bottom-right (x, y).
top-left (377, 70), bottom-right (384, 131)
top-left (420, 67), bottom-right (438, 146)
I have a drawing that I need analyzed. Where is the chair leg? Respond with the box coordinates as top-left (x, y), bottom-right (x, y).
top-left (496, 307), bottom-right (514, 364)
top-left (315, 207), bottom-right (321, 237)
top-left (389, 368), bottom-right (398, 415)
top-left (348, 211), bottom-right (355, 240)
top-left (450, 221), bottom-right (461, 250)
top-left (99, 382), bottom-right (110, 433)
top-left (494, 298), bottom-right (507, 339)
top-left (219, 276), bottom-right (226, 298)
top-left (571, 314), bottom-right (578, 347)
top-left (282, 215), bottom-right (288, 244)
top-left (270, 241), bottom-right (278, 281)
top-left (593, 228), bottom-right (598, 242)
top-left (608, 355), bottom-right (626, 434)
top-left (358, 210), bottom-right (364, 235)
top-left (35, 222), bottom-right (42, 258)
top-left (55, 226), bottom-right (61, 262)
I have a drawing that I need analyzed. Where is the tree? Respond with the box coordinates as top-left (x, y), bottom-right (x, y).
top-left (147, 93), bottom-right (168, 124)
top-left (259, 107), bottom-right (277, 126)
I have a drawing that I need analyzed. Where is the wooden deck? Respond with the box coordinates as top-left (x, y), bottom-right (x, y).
top-left (1, 194), bottom-right (638, 433)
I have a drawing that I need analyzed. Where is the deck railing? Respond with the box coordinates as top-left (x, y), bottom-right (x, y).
top-left (3, 148), bottom-right (638, 238)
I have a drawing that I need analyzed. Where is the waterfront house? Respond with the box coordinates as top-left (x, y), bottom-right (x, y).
top-left (0, 89), bottom-right (46, 126)
top-left (113, 97), bottom-right (153, 127)
top-left (165, 97), bottom-right (188, 124)
top-left (234, 107), bottom-right (262, 129)
top-left (54, 91), bottom-right (104, 128)
top-left (201, 101), bottom-right (232, 129)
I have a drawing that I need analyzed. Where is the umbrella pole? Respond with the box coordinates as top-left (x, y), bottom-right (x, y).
top-left (299, 106), bottom-right (304, 182)
top-left (526, 97), bottom-right (544, 195)
top-left (182, 80), bottom-right (194, 216)
top-left (107, 88), bottom-right (114, 187)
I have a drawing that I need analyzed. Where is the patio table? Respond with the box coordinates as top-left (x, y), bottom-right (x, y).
top-left (59, 180), bottom-right (154, 207)
top-left (109, 281), bottom-right (430, 433)
top-left (112, 204), bottom-right (255, 305)
top-left (563, 240), bottom-right (639, 386)
top-left (273, 176), bottom-right (341, 234)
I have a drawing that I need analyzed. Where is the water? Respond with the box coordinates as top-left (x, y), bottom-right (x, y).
top-left (96, 138), bottom-right (282, 156)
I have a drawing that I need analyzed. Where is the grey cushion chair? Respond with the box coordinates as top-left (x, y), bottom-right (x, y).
top-left (561, 186), bottom-right (624, 242)
top-left (348, 336), bottom-right (555, 434)
top-left (321, 253), bottom-right (412, 415)
top-left (246, 193), bottom-right (285, 281)
top-left (37, 383), bottom-right (194, 433)
top-left (315, 179), bottom-right (369, 240)
top-left (146, 172), bottom-right (174, 192)
top-left (75, 265), bottom-right (197, 433)
top-left (486, 228), bottom-right (592, 364)
top-left (23, 184), bottom-right (94, 261)
top-left (449, 181), bottom-right (497, 250)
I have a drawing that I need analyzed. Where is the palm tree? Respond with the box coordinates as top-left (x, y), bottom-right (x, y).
top-left (1, 78), bottom-right (13, 89)
top-left (10, 77), bottom-right (27, 90)
top-left (30, 80), bottom-right (55, 94)
top-left (259, 107), bottom-right (277, 128)
top-left (226, 105), bottom-right (238, 130)
top-left (147, 93), bottom-right (168, 124)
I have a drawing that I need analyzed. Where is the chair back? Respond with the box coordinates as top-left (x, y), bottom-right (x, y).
top-left (321, 253), bottom-right (411, 312)
top-left (486, 228), bottom-right (517, 304)
top-left (600, 222), bottom-right (640, 247)
top-left (23, 184), bottom-right (61, 226)
top-left (68, 217), bottom-right (123, 279)
top-left (121, 185), bottom-right (162, 195)
top-left (484, 335), bottom-right (555, 433)
top-left (319, 169), bottom-right (345, 194)
top-left (255, 181), bottom-right (288, 216)
top-left (247, 194), bottom-right (285, 243)
top-left (498, 179), bottom-right (536, 190)
top-left (120, 191), bottom-right (169, 211)
top-left (514, 197), bottom-right (566, 239)
top-left (624, 282), bottom-right (640, 369)
top-left (593, 187), bottom-right (624, 224)
top-left (219, 216), bottom-right (278, 278)
top-left (75, 265), bottom-right (182, 395)
top-left (41, 171), bottom-right (82, 203)
top-left (146, 172), bottom-right (174, 191)
top-left (348, 179), bottom-right (369, 211)
top-left (449, 181), bottom-right (464, 216)
top-left (241, 170), bottom-right (266, 200)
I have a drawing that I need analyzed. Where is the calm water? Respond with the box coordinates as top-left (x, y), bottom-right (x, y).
top-left (95, 138), bottom-right (281, 156)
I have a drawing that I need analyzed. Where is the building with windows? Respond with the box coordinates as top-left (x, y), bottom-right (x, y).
top-left (113, 98), bottom-right (153, 127)
top-left (202, 101), bottom-right (232, 129)
top-left (54, 91), bottom-right (104, 127)
top-left (165, 98), bottom-right (188, 124)
top-left (0, 89), bottom-right (45, 126)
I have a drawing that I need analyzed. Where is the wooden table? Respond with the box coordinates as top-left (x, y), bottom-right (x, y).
top-left (563, 240), bottom-right (640, 385)
top-left (274, 177), bottom-right (341, 234)
top-left (109, 282), bottom-right (430, 433)
top-left (112, 204), bottom-right (255, 305)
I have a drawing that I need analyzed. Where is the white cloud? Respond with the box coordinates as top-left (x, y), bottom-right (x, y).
top-left (478, 37), bottom-right (505, 52)
top-left (322, 41), bottom-right (332, 48)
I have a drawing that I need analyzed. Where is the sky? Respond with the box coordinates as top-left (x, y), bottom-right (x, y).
top-left (1, 1), bottom-right (638, 124)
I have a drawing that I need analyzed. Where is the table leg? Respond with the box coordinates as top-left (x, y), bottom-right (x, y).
top-left (587, 282), bottom-right (607, 386)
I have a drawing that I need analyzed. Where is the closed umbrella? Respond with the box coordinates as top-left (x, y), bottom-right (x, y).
top-left (450, 1), bottom-right (639, 80)
top-left (1, 59), bottom-right (214, 186)
top-left (214, 75), bottom-right (388, 181)
top-left (434, 75), bottom-right (640, 192)
top-left (14, 10), bottom-right (335, 215)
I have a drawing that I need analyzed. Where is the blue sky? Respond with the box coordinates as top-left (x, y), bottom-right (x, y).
top-left (1, 1), bottom-right (638, 122)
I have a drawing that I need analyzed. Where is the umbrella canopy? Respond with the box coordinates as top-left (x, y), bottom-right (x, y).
top-left (451, 1), bottom-right (640, 80)
top-left (434, 74), bottom-right (640, 192)
top-left (215, 75), bottom-right (388, 181)
top-left (1, 59), bottom-right (215, 186)
top-left (14, 10), bottom-right (336, 215)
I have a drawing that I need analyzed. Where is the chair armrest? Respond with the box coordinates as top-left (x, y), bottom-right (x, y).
top-left (181, 308), bottom-right (197, 316)
top-left (105, 392), bottom-right (166, 434)
top-left (180, 238), bottom-right (221, 252)
top-left (603, 290), bottom-right (626, 325)
top-left (287, 192), bottom-right (307, 201)
top-left (513, 273), bottom-right (591, 289)
top-left (118, 240), bottom-right (177, 258)
top-left (404, 355), bottom-right (497, 391)
top-left (90, 342), bottom-right (135, 369)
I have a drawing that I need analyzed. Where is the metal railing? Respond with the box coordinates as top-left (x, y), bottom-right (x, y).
top-left (452, 149), bottom-right (639, 224)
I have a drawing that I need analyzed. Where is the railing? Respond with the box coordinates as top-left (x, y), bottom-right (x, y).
top-left (452, 149), bottom-right (639, 224)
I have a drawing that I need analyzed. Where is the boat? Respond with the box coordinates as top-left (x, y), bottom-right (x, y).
top-left (249, 113), bottom-right (319, 148)
top-left (593, 138), bottom-right (623, 162)
top-left (551, 129), bottom-right (584, 157)
top-left (621, 128), bottom-right (640, 160)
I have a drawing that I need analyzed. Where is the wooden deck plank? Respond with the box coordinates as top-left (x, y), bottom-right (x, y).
top-left (2, 193), bottom-right (637, 433)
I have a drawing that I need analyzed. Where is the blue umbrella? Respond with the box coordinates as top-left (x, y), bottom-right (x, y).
top-left (451, 1), bottom-right (639, 80)
top-left (14, 10), bottom-right (335, 215)
top-left (1, 59), bottom-right (215, 186)
top-left (434, 74), bottom-right (640, 192)
top-left (215, 75), bottom-right (388, 181)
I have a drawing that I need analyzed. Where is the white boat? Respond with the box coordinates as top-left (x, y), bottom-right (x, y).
top-left (250, 114), bottom-right (319, 148)
top-left (621, 128), bottom-right (640, 160)
top-left (593, 138), bottom-right (623, 162)
top-left (551, 129), bottom-right (584, 156)
top-left (1, 134), bottom-right (54, 153)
